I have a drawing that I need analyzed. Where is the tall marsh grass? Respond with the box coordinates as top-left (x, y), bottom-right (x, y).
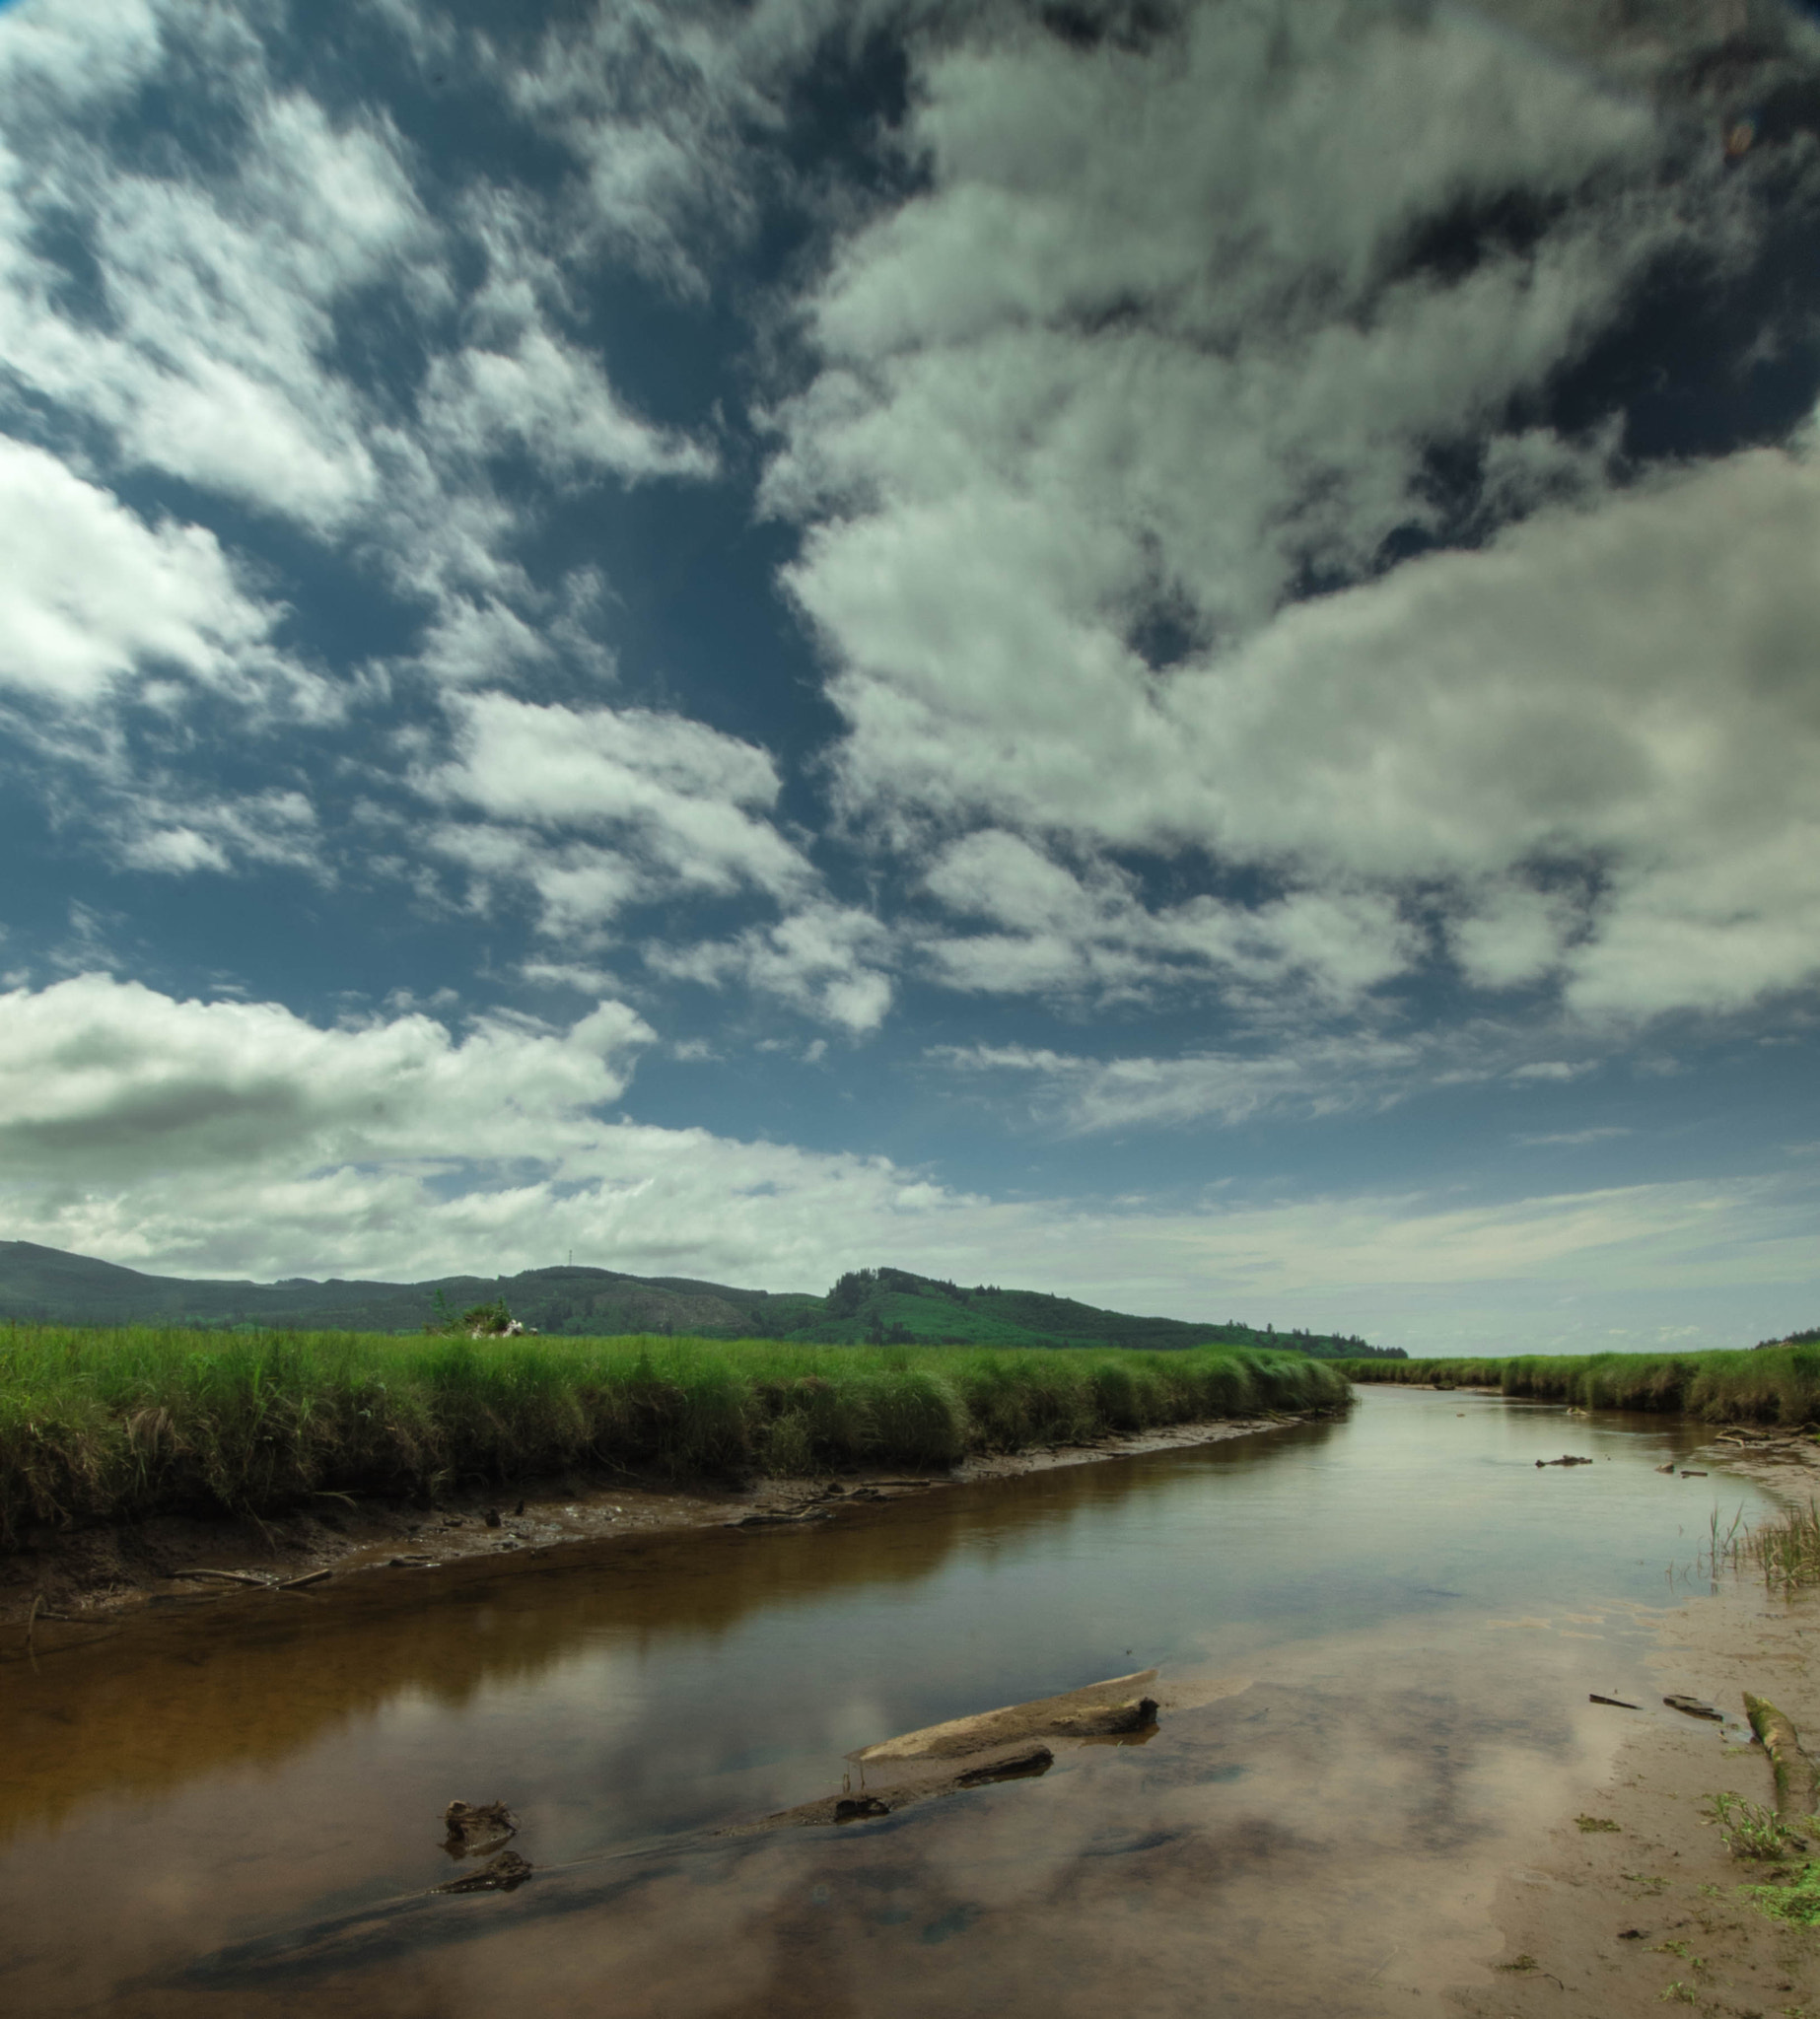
top-left (0, 1324), bottom-right (1348, 1545)
top-left (1336, 1346), bottom-right (1820, 1425)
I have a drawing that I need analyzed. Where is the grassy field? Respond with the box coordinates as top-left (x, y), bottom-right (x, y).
top-left (0, 1324), bottom-right (1350, 1546)
top-left (1335, 1346), bottom-right (1820, 1425)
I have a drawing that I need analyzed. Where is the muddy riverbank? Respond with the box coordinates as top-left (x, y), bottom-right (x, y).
top-left (0, 1409), bottom-right (1317, 1634)
top-left (1461, 1579), bottom-right (1820, 2016)
top-left (1442, 1432), bottom-right (1820, 2017)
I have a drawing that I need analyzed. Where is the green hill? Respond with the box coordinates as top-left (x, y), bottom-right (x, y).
top-left (0, 1241), bottom-right (1402, 1358)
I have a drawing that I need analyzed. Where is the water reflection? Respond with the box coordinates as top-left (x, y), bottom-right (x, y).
top-left (0, 1391), bottom-right (1776, 2018)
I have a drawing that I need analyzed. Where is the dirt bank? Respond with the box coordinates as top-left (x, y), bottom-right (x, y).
top-left (0, 1409), bottom-right (1317, 1634)
top-left (1450, 1432), bottom-right (1820, 2019)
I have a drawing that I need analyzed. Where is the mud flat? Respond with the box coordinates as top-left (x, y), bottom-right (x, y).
top-left (1452, 1436), bottom-right (1820, 2018)
top-left (0, 1410), bottom-right (1319, 1636)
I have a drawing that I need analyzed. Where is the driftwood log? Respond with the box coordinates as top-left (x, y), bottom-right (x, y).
top-left (1744, 1694), bottom-right (1818, 1814)
top-left (736, 1745), bottom-right (1057, 1833)
top-left (850, 1669), bottom-right (1160, 1766)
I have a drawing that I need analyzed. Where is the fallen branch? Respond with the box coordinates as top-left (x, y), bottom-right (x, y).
top-left (277, 1567), bottom-right (332, 1591)
top-left (174, 1567), bottom-right (274, 1588)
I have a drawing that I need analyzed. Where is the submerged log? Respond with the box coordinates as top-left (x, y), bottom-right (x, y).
top-left (851, 1669), bottom-right (1160, 1766)
top-left (433, 1849), bottom-right (532, 1893)
top-left (738, 1744), bottom-right (1057, 1833)
top-left (1744, 1693), bottom-right (1818, 1815)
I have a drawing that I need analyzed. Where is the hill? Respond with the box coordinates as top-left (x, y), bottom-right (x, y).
top-left (0, 1241), bottom-right (1404, 1358)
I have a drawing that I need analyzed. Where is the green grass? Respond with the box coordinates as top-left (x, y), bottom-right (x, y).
top-left (0, 1324), bottom-right (1350, 1545)
top-left (1334, 1346), bottom-right (1820, 1424)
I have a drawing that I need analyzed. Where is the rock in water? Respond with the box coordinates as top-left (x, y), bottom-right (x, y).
top-left (443, 1800), bottom-right (519, 1855)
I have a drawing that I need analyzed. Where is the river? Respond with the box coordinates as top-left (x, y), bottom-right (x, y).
top-left (0, 1386), bottom-right (1784, 2017)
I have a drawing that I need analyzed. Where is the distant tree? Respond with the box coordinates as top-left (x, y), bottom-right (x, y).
top-left (826, 1270), bottom-right (876, 1318)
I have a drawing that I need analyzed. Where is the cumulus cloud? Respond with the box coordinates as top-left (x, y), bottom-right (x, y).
top-left (0, 971), bottom-right (935, 1281)
top-left (0, 972), bottom-right (655, 1181)
top-left (413, 692), bottom-right (894, 1025)
top-left (767, 0), bottom-right (1820, 1027)
top-left (920, 829), bottom-right (1415, 1011)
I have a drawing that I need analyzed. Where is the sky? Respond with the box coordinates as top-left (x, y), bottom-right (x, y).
top-left (0, 0), bottom-right (1817, 1355)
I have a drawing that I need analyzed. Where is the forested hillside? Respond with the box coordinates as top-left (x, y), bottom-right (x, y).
top-left (0, 1242), bottom-right (1403, 1358)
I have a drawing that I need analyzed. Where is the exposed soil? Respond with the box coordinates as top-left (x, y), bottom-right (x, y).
top-left (0, 1410), bottom-right (1315, 1634)
top-left (1450, 1430), bottom-right (1820, 2019)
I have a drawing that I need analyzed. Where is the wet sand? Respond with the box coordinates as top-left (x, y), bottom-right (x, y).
top-left (1457, 1436), bottom-right (1820, 2019)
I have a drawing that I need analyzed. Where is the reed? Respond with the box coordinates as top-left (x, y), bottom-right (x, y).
top-left (1742, 1498), bottom-right (1820, 1593)
top-left (0, 1324), bottom-right (1349, 1546)
top-left (1334, 1346), bottom-right (1820, 1424)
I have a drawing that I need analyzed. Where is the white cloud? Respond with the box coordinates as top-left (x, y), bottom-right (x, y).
top-left (766, 0), bottom-right (1820, 1027)
top-left (920, 829), bottom-right (1415, 1011)
top-left (0, 71), bottom-right (423, 531)
top-left (0, 970), bottom-right (931, 1280)
top-left (649, 900), bottom-right (894, 1033)
top-left (0, 973), bottom-right (1809, 1356)
top-left (933, 1031), bottom-right (1422, 1133)
top-left (117, 789), bottom-right (320, 877)
top-left (422, 691), bottom-right (810, 915)
top-left (502, 0), bottom-right (859, 293)
top-left (417, 694), bottom-right (893, 1025)
top-left (0, 0), bottom-right (165, 109)
top-left (421, 327), bottom-right (716, 483)
top-left (0, 436), bottom-right (294, 708)
top-left (0, 971), bottom-right (655, 1181)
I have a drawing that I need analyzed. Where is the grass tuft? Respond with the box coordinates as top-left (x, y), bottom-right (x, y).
top-left (0, 1324), bottom-right (1349, 1546)
top-left (1742, 1499), bottom-right (1820, 1592)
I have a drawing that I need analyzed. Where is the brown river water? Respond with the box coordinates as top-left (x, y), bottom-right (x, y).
top-left (0, 1387), bottom-right (1781, 2018)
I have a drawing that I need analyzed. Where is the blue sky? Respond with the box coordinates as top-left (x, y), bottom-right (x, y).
top-left (1, 0), bottom-right (1818, 1354)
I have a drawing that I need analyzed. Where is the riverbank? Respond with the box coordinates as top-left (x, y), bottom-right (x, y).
top-left (1338, 1345), bottom-right (1820, 1424)
top-left (0, 1323), bottom-right (1347, 1551)
top-left (0, 1407), bottom-right (1329, 1634)
top-left (1458, 1589), bottom-right (1820, 2015)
